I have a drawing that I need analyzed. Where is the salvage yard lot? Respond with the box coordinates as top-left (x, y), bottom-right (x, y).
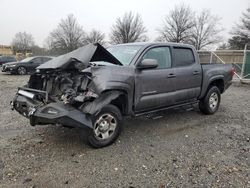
top-left (0, 72), bottom-right (249, 187)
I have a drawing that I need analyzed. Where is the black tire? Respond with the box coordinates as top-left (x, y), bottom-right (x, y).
top-left (17, 66), bottom-right (27, 75)
top-left (199, 86), bottom-right (221, 115)
top-left (88, 104), bottom-right (122, 148)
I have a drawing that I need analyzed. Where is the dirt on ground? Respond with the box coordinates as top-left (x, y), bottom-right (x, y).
top-left (0, 72), bottom-right (249, 188)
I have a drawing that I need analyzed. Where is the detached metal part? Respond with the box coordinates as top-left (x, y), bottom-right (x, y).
top-left (13, 94), bottom-right (92, 129)
top-left (18, 86), bottom-right (49, 102)
top-left (18, 90), bottom-right (35, 99)
top-left (13, 95), bottom-right (40, 117)
top-left (30, 102), bottom-right (92, 129)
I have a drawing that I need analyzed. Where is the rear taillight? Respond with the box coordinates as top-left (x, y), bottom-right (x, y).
top-left (231, 67), bottom-right (236, 77)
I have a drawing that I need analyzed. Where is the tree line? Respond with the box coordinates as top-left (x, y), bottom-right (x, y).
top-left (11, 4), bottom-right (250, 56)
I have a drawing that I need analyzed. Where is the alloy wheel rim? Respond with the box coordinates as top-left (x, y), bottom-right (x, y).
top-left (18, 67), bottom-right (26, 75)
top-left (94, 113), bottom-right (117, 140)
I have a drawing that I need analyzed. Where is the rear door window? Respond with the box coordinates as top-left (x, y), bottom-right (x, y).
top-left (173, 47), bottom-right (195, 67)
top-left (41, 57), bottom-right (51, 63)
top-left (1, 57), bottom-right (7, 61)
top-left (32, 57), bottom-right (43, 64)
top-left (8, 57), bottom-right (15, 61)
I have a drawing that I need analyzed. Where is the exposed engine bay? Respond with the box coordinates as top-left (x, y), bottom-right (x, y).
top-left (26, 61), bottom-right (123, 115)
top-left (11, 43), bottom-right (131, 129)
top-left (29, 69), bottom-right (97, 106)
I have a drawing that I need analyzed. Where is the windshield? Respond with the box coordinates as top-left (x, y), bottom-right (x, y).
top-left (20, 57), bottom-right (34, 62)
top-left (107, 45), bottom-right (142, 65)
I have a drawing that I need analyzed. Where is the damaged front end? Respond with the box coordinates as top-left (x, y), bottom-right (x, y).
top-left (11, 43), bottom-right (123, 130)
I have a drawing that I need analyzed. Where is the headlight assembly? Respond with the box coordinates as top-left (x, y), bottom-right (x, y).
top-left (7, 64), bottom-right (16, 67)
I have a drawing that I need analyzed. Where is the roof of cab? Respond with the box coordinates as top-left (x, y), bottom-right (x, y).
top-left (112, 42), bottom-right (194, 49)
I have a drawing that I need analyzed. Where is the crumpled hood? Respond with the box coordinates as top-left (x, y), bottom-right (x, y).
top-left (38, 43), bottom-right (122, 69)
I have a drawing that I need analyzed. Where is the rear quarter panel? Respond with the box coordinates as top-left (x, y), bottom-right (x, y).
top-left (200, 63), bottom-right (233, 98)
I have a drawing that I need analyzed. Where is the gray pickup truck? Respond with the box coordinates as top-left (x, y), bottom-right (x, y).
top-left (12, 43), bottom-right (234, 148)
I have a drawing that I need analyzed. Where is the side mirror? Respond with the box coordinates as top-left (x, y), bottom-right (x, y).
top-left (137, 59), bottom-right (158, 69)
top-left (29, 61), bottom-right (33, 64)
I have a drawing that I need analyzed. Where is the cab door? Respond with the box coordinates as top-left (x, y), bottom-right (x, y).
top-left (134, 46), bottom-right (176, 112)
top-left (172, 47), bottom-right (202, 103)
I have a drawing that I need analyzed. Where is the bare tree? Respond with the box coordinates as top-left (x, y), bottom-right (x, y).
top-left (228, 8), bottom-right (250, 49)
top-left (30, 45), bottom-right (48, 56)
top-left (47, 14), bottom-right (85, 55)
top-left (217, 43), bottom-right (230, 50)
top-left (157, 4), bottom-right (194, 43)
top-left (110, 12), bottom-right (148, 44)
top-left (189, 10), bottom-right (222, 50)
top-left (84, 29), bottom-right (105, 45)
top-left (12, 32), bottom-right (35, 53)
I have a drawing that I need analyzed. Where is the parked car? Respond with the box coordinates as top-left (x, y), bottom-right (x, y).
top-left (0, 56), bottom-right (16, 66)
top-left (2, 56), bottom-right (53, 75)
top-left (11, 43), bottom-right (233, 148)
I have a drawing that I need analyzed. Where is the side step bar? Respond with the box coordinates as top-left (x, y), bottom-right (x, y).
top-left (134, 101), bottom-right (198, 117)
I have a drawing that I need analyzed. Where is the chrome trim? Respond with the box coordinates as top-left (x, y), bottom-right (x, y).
top-left (18, 90), bottom-right (35, 99)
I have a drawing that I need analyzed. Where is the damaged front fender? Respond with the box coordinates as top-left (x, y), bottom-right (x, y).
top-left (80, 90), bottom-right (123, 115)
top-left (12, 43), bottom-right (136, 130)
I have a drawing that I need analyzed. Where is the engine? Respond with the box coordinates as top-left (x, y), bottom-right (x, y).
top-left (28, 70), bottom-right (98, 105)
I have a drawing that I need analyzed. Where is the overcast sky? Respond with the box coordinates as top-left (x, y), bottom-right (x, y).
top-left (0, 0), bottom-right (249, 47)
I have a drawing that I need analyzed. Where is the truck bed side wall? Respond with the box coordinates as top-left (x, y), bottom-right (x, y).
top-left (200, 64), bottom-right (233, 99)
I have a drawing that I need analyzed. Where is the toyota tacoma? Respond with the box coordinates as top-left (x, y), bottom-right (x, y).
top-left (12, 43), bottom-right (234, 148)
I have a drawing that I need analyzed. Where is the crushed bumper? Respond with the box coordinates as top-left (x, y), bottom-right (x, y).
top-left (12, 91), bottom-right (93, 129)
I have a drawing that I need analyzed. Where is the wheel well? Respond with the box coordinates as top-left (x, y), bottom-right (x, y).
top-left (209, 79), bottom-right (224, 93)
top-left (110, 93), bottom-right (127, 115)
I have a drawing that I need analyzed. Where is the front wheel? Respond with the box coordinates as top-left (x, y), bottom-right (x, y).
top-left (17, 66), bottom-right (27, 75)
top-left (88, 104), bottom-right (122, 148)
top-left (199, 86), bottom-right (221, 115)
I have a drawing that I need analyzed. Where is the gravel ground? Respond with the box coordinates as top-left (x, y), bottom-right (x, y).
top-left (0, 72), bottom-right (249, 188)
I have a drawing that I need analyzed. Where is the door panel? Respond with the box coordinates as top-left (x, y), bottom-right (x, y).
top-left (172, 47), bottom-right (202, 103)
top-left (134, 46), bottom-right (176, 112)
top-left (135, 69), bottom-right (176, 111)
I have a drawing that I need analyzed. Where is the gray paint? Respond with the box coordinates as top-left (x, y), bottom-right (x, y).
top-left (12, 42), bottom-right (233, 130)
top-left (81, 90), bottom-right (122, 115)
top-left (38, 43), bottom-right (122, 70)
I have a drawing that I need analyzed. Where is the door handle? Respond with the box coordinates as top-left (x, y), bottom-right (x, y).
top-left (193, 71), bottom-right (200, 75)
top-left (167, 73), bottom-right (176, 78)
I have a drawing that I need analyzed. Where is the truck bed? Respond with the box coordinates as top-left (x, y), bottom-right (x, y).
top-left (200, 63), bottom-right (233, 98)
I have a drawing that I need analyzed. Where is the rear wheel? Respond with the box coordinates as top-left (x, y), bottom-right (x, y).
top-left (88, 104), bottom-right (122, 148)
top-left (199, 86), bottom-right (221, 115)
top-left (17, 66), bottom-right (27, 75)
